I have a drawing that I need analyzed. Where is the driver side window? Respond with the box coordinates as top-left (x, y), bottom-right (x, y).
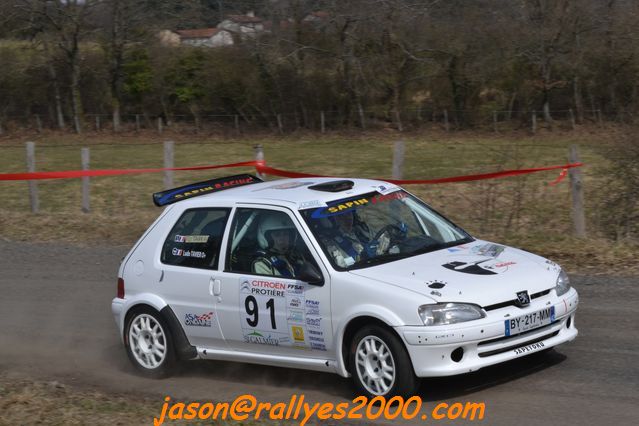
top-left (226, 208), bottom-right (319, 279)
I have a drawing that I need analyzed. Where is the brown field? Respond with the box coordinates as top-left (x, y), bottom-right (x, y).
top-left (0, 126), bottom-right (637, 274)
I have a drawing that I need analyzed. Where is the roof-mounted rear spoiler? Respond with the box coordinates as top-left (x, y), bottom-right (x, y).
top-left (153, 174), bottom-right (262, 206)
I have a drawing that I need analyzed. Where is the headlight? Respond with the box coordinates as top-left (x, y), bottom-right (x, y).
top-left (555, 269), bottom-right (571, 296)
top-left (418, 303), bottom-right (486, 326)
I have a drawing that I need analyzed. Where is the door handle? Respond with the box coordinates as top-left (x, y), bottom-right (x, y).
top-left (210, 278), bottom-right (222, 296)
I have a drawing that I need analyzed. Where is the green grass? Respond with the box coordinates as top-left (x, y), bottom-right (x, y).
top-left (0, 128), bottom-right (636, 274)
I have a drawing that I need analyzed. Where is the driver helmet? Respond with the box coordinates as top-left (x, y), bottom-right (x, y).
top-left (257, 213), bottom-right (296, 250)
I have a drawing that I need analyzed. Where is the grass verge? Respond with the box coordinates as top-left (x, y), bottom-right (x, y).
top-left (0, 128), bottom-right (637, 274)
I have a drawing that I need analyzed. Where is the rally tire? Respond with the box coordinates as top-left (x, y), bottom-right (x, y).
top-left (349, 325), bottom-right (420, 398)
top-left (124, 306), bottom-right (177, 379)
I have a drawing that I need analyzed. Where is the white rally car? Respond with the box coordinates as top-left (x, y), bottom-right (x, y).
top-left (112, 174), bottom-right (578, 397)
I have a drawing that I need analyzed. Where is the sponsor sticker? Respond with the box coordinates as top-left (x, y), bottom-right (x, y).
top-left (311, 197), bottom-right (369, 218)
top-left (306, 317), bottom-right (322, 328)
top-left (287, 284), bottom-right (304, 295)
top-left (299, 200), bottom-right (326, 209)
top-left (472, 243), bottom-right (505, 258)
top-left (185, 312), bottom-right (214, 327)
top-left (311, 342), bottom-right (327, 351)
top-left (172, 247), bottom-right (206, 258)
top-left (175, 234), bottom-right (209, 243)
top-left (291, 326), bottom-right (305, 342)
top-left (513, 341), bottom-right (545, 355)
top-left (371, 191), bottom-right (407, 204)
top-left (244, 331), bottom-right (281, 346)
top-left (305, 299), bottom-right (320, 316)
top-left (375, 184), bottom-right (398, 195)
top-left (287, 309), bottom-right (305, 323)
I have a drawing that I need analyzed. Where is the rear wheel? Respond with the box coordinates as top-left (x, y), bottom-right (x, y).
top-left (124, 307), bottom-right (177, 378)
top-left (349, 325), bottom-right (420, 397)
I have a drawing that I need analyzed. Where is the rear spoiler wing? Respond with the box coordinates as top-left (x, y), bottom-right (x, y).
top-left (152, 174), bottom-right (262, 206)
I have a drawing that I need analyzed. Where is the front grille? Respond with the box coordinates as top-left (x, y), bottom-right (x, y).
top-left (478, 330), bottom-right (559, 357)
top-left (483, 289), bottom-right (552, 311)
top-left (478, 322), bottom-right (556, 346)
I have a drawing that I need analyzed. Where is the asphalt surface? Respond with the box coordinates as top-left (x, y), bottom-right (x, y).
top-left (0, 241), bottom-right (637, 425)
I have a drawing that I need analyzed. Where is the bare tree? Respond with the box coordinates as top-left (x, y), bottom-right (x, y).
top-left (97, 0), bottom-right (149, 131)
top-left (18, 0), bottom-right (99, 133)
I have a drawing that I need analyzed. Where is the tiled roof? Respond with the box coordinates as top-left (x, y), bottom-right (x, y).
top-left (177, 28), bottom-right (220, 39)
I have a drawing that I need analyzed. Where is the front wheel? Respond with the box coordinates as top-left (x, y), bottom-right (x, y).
top-left (124, 307), bottom-right (177, 378)
top-left (349, 325), bottom-right (420, 397)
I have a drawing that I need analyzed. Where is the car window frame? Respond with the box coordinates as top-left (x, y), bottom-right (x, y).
top-left (299, 190), bottom-right (474, 271)
top-left (223, 204), bottom-right (326, 282)
top-left (159, 206), bottom-right (233, 271)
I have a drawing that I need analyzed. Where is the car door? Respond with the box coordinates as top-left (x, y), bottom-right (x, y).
top-left (213, 205), bottom-right (333, 358)
top-left (156, 206), bottom-right (231, 349)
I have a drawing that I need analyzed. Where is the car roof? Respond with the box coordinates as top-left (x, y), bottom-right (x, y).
top-left (176, 177), bottom-right (401, 210)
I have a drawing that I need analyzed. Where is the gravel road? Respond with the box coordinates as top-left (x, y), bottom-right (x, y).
top-left (0, 241), bottom-right (637, 425)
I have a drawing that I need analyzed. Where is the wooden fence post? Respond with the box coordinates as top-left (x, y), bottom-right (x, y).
top-left (81, 147), bottom-right (90, 213)
top-left (95, 115), bottom-right (101, 132)
top-left (320, 111), bottom-right (326, 134)
top-left (392, 140), bottom-right (405, 180)
top-left (569, 109), bottom-right (576, 130)
top-left (26, 141), bottom-right (39, 213)
top-left (157, 117), bottom-right (163, 134)
top-left (532, 110), bottom-right (537, 134)
top-left (254, 144), bottom-right (265, 180)
top-left (569, 145), bottom-right (586, 237)
top-left (443, 109), bottom-right (450, 132)
top-left (135, 114), bottom-right (141, 132)
top-left (163, 140), bottom-right (174, 189)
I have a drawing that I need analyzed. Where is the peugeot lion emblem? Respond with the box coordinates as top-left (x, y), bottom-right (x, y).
top-left (516, 290), bottom-right (531, 307)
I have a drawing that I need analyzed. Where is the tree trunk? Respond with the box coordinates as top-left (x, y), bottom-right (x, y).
top-left (391, 85), bottom-right (403, 131)
top-left (69, 52), bottom-right (83, 134)
top-left (542, 96), bottom-right (552, 126)
top-left (112, 101), bottom-right (121, 132)
top-left (51, 65), bottom-right (66, 130)
top-left (43, 40), bottom-right (65, 130)
top-left (573, 76), bottom-right (584, 124)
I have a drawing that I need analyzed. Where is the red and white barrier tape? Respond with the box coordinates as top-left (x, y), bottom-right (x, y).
top-left (0, 160), bottom-right (582, 185)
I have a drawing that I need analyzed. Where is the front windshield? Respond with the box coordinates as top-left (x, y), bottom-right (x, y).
top-left (300, 190), bottom-right (473, 271)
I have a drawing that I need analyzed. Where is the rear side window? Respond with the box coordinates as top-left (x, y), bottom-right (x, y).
top-left (161, 208), bottom-right (231, 270)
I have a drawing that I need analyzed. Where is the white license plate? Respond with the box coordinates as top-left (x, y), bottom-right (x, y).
top-left (504, 306), bottom-right (555, 336)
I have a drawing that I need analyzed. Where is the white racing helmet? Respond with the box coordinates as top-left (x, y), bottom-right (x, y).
top-left (257, 213), bottom-right (296, 249)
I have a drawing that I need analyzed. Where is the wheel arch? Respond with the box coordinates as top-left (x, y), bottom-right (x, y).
top-left (338, 314), bottom-right (409, 378)
top-left (123, 301), bottom-right (197, 361)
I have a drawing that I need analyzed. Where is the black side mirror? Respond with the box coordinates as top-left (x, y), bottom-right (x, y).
top-left (298, 262), bottom-right (324, 286)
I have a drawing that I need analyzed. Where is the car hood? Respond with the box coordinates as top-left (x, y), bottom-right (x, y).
top-left (348, 240), bottom-right (561, 307)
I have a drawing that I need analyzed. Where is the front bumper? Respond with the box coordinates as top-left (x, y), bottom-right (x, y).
top-left (396, 288), bottom-right (579, 377)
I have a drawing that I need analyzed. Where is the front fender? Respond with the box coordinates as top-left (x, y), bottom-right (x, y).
top-left (333, 304), bottom-right (405, 377)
